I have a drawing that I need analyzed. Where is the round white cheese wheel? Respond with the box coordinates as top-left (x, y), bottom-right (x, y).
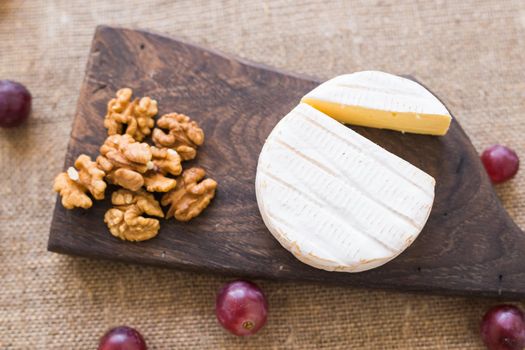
top-left (255, 103), bottom-right (435, 272)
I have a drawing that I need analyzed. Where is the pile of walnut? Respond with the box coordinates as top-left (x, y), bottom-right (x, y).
top-left (53, 88), bottom-right (217, 242)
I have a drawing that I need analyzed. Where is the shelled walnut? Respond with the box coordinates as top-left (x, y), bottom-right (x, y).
top-left (150, 146), bottom-right (182, 175)
top-left (104, 88), bottom-right (157, 141)
top-left (161, 167), bottom-right (217, 221)
top-left (74, 155), bottom-right (107, 200)
top-left (143, 147), bottom-right (182, 192)
top-left (97, 134), bottom-right (153, 191)
top-left (97, 135), bottom-right (183, 192)
top-left (104, 189), bottom-right (164, 242)
top-left (53, 154), bottom-right (107, 209)
top-left (99, 134), bottom-right (152, 171)
top-left (152, 113), bottom-right (204, 160)
top-left (53, 173), bottom-right (92, 209)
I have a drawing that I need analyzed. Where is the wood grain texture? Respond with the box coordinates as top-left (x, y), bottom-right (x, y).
top-left (48, 26), bottom-right (525, 298)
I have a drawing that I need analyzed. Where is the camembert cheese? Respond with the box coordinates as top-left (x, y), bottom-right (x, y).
top-left (255, 103), bottom-right (435, 272)
top-left (301, 71), bottom-right (452, 135)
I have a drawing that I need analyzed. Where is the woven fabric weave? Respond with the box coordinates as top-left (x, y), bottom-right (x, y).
top-left (1, 0), bottom-right (524, 348)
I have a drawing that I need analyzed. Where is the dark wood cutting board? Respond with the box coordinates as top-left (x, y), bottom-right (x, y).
top-left (48, 26), bottom-right (525, 298)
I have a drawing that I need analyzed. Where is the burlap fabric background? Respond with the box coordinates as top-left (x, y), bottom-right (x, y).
top-left (1, 0), bottom-right (524, 348)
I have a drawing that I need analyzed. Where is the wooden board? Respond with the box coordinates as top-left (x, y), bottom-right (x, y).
top-left (48, 26), bottom-right (525, 298)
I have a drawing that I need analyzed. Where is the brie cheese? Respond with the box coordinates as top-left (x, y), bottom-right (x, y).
top-left (255, 103), bottom-right (435, 272)
top-left (301, 71), bottom-right (452, 135)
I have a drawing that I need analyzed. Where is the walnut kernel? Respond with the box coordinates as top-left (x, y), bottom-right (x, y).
top-left (53, 154), bottom-right (107, 209)
top-left (99, 134), bottom-right (152, 173)
top-left (152, 113), bottom-right (204, 160)
top-left (161, 167), bottom-right (217, 221)
top-left (104, 189), bottom-right (164, 242)
top-left (74, 154), bottom-right (106, 200)
top-left (53, 172), bottom-right (93, 209)
top-left (104, 88), bottom-right (157, 141)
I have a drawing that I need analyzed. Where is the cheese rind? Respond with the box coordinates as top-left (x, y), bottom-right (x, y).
top-left (301, 71), bottom-right (452, 135)
top-left (255, 103), bottom-right (435, 272)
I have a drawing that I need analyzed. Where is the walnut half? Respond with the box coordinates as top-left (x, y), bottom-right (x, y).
top-left (104, 189), bottom-right (164, 242)
top-left (53, 172), bottom-right (92, 209)
top-left (152, 113), bottom-right (204, 161)
top-left (97, 135), bottom-right (182, 193)
top-left (74, 154), bottom-right (106, 200)
top-left (142, 147), bottom-right (182, 192)
top-left (99, 134), bottom-right (152, 173)
top-left (161, 167), bottom-right (217, 221)
top-left (97, 134), bottom-right (153, 191)
top-left (53, 154), bottom-right (107, 209)
top-left (103, 88), bottom-right (157, 141)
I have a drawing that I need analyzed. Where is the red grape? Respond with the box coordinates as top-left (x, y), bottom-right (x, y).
top-left (215, 280), bottom-right (268, 336)
top-left (0, 80), bottom-right (31, 128)
top-left (481, 304), bottom-right (525, 350)
top-left (98, 326), bottom-right (147, 350)
top-left (481, 145), bottom-right (519, 184)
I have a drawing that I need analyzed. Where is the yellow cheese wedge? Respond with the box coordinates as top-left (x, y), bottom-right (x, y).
top-left (301, 71), bottom-right (452, 136)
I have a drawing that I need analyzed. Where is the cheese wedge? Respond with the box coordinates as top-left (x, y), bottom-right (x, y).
top-left (301, 71), bottom-right (452, 135)
top-left (255, 103), bottom-right (435, 272)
